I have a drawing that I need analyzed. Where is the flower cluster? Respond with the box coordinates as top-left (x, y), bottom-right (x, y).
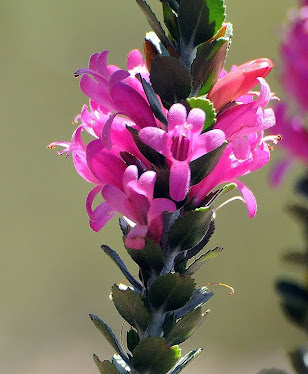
top-left (49, 50), bottom-right (276, 249)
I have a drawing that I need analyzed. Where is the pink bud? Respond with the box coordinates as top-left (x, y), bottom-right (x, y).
top-left (207, 58), bottom-right (273, 111)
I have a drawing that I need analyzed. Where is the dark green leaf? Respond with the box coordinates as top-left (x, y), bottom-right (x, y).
top-left (132, 337), bottom-right (181, 374)
top-left (162, 0), bottom-right (180, 13)
top-left (185, 219), bottom-right (215, 259)
top-left (187, 97), bottom-right (216, 131)
top-left (127, 329), bottom-right (140, 354)
top-left (112, 284), bottom-right (150, 331)
top-left (190, 142), bottom-right (227, 185)
top-left (136, 0), bottom-right (171, 48)
top-left (140, 76), bottom-right (168, 126)
top-left (184, 246), bottom-right (223, 275)
top-left (126, 238), bottom-right (164, 274)
top-left (191, 23), bottom-right (232, 96)
top-left (165, 307), bottom-right (207, 345)
top-left (174, 286), bottom-right (213, 318)
top-left (89, 314), bottom-right (123, 356)
top-left (163, 2), bottom-right (180, 44)
top-left (149, 273), bottom-right (195, 311)
top-left (102, 245), bottom-right (143, 292)
top-left (150, 55), bottom-right (192, 108)
top-left (169, 348), bottom-right (203, 374)
top-left (93, 355), bottom-right (120, 374)
top-left (178, 0), bottom-right (225, 49)
top-left (168, 208), bottom-right (213, 252)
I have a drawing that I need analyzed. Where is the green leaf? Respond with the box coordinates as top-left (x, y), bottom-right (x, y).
top-left (150, 55), bottom-right (192, 108)
top-left (126, 238), bottom-right (164, 274)
top-left (136, 0), bottom-right (171, 48)
top-left (186, 97), bottom-right (216, 131)
top-left (191, 22), bottom-right (233, 96)
top-left (89, 314), bottom-right (123, 356)
top-left (149, 273), bottom-right (195, 311)
top-left (165, 307), bottom-right (207, 345)
top-left (169, 348), bottom-right (203, 374)
top-left (190, 142), bottom-right (227, 186)
top-left (184, 246), bottom-right (223, 275)
top-left (174, 286), bottom-right (213, 318)
top-left (127, 329), bottom-right (140, 354)
top-left (112, 284), bottom-right (150, 331)
top-left (132, 337), bottom-right (181, 374)
top-left (93, 356), bottom-right (120, 374)
top-left (168, 207), bottom-right (213, 252)
top-left (163, 2), bottom-right (180, 44)
top-left (178, 0), bottom-right (226, 49)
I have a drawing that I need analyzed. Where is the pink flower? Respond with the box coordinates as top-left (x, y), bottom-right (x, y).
top-left (214, 77), bottom-right (276, 159)
top-left (139, 103), bottom-right (226, 201)
top-left (280, 4), bottom-right (308, 113)
top-left (207, 58), bottom-right (273, 111)
top-left (101, 165), bottom-right (176, 249)
top-left (269, 102), bottom-right (308, 186)
top-left (189, 134), bottom-right (273, 218)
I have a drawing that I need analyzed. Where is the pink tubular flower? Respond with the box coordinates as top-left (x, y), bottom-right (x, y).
top-left (269, 102), bottom-right (308, 187)
top-left (189, 133), bottom-right (274, 218)
top-left (139, 103), bottom-right (226, 201)
top-left (214, 77), bottom-right (276, 159)
top-left (207, 58), bottom-right (273, 111)
top-left (101, 165), bottom-right (177, 249)
top-left (75, 50), bottom-right (159, 132)
top-left (281, 3), bottom-right (308, 113)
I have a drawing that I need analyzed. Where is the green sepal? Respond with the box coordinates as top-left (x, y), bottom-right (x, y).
top-left (126, 238), bottom-right (164, 274)
top-left (127, 329), bottom-right (140, 354)
top-left (184, 246), bottom-right (223, 275)
top-left (89, 314), bottom-right (123, 355)
top-left (111, 284), bottom-right (150, 331)
top-left (149, 273), bottom-right (195, 311)
top-left (169, 348), bottom-right (203, 374)
top-left (190, 142), bottom-right (227, 186)
top-left (191, 22), bottom-right (232, 96)
top-left (163, 2), bottom-right (180, 44)
top-left (168, 207), bottom-right (213, 252)
top-left (136, 0), bottom-right (171, 48)
top-left (93, 355), bottom-right (120, 374)
top-left (150, 55), bottom-right (192, 109)
top-left (165, 307), bottom-right (207, 345)
top-left (132, 337), bottom-right (181, 374)
top-left (186, 97), bottom-right (216, 131)
top-left (178, 0), bottom-right (226, 66)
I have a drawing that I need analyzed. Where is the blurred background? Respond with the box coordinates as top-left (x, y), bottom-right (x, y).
top-left (1, 0), bottom-right (306, 372)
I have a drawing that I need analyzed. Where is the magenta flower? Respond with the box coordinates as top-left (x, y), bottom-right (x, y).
top-left (280, 3), bottom-right (308, 113)
top-left (189, 134), bottom-right (272, 218)
top-left (269, 102), bottom-right (308, 187)
top-left (214, 77), bottom-right (276, 159)
top-left (102, 165), bottom-right (176, 249)
top-left (139, 103), bottom-right (226, 201)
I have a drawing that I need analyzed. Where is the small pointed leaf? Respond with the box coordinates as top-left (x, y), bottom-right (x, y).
top-left (187, 97), bottom-right (216, 131)
top-left (149, 273), bottom-right (195, 311)
top-left (174, 286), bottom-right (213, 318)
top-left (165, 307), bottom-right (207, 345)
top-left (190, 142), bottom-right (227, 185)
top-left (102, 245), bottom-right (143, 292)
top-left (163, 2), bottom-right (180, 44)
top-left (150, 55), bottom-right (192, 108)
top-left (89, 314), bottom-right (123, 356)
top-left (112, 284), bottom-right (150, 331)
top-left (168, 207), bottom-right (213, 252)
top-left (127, 329), bottom-right (140, 354)
top-left (184, 247), bottom-right (223, 275)
top-left (132, 337), bottom-right (181, 374)
top-left (126, 238), bottom-right (164, 274)
top-left (185, 219), bottom-right (215, 259)
top-left (136, 0), bottom-right (171, 48)
top-left (169, 348), bottom-right (203, 374)
top-left (93, 355), bottom-right (120, 374)
top-left (191, 23), bottom-right (232, 96)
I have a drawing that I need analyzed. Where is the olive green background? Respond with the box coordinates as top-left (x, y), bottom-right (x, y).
top-left (1, 0), bottom-right (305, 372)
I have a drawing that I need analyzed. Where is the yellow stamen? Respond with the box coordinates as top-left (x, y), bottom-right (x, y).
top-left (202, 282), bottom-right (235, 296)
